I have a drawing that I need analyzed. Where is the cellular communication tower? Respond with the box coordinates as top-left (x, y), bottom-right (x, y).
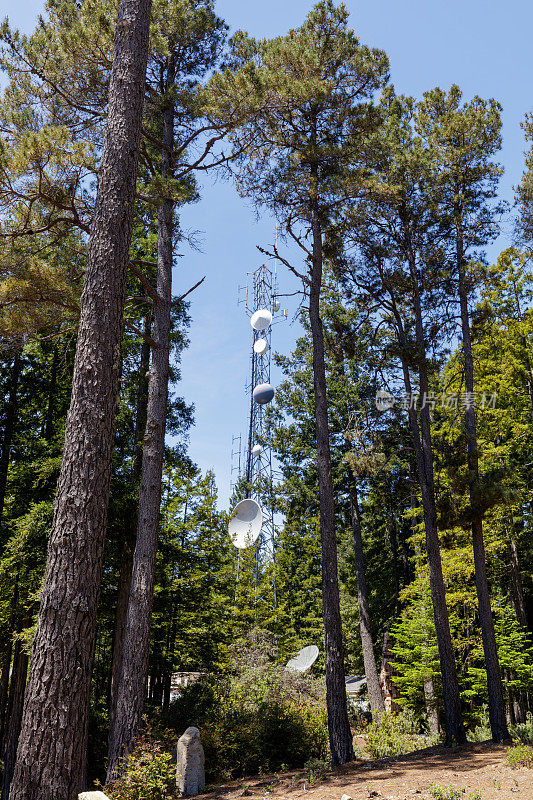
top-left (229, 263), bottom-right (283, 572)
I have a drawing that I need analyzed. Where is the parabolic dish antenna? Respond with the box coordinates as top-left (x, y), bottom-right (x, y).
top-left (228, 498), bottom-right (263, 549)
top-left (250, 309), bottom-right (273, 331)
top-left (253, 338), bottom-right (269, 355)
top-left (285, 645), bottom-right (319, 674)
top-left (253, 383), bottom-right (275, 405)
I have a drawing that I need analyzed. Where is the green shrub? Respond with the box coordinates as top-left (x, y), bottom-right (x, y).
top-left (365, 710), bottom-right (441, 759)
top-left (105, 735), bottom-right (178, 800)
top-left (428, 786), bottom-right (462, 800)
top-left (304, 757), bottom-right (330, 784)
top-left (200, 697), bottom-right (329, 779)
top-left (467, 705), bottom-right (492, 743)
top-left (510, 712), bottom-right (533, 745)
top-left (428, 788), bottom-right (483, 800)
top-left (506, 744), bottom-right (533, 768)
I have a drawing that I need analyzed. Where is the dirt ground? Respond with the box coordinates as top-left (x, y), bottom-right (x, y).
top-left (202, 742), bottom-right (533, 800)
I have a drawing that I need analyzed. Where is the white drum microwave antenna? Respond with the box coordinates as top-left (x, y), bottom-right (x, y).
top-left (285, 645), bottom-right (319, 673)
top-left (253, 383), bottom-right (275, 405)
top-left (228, 498), bottom-right (263, 550)
top-left (253, 338), bottom-right (268, 355)
top-left (250, 308), bottom-right (273, 331)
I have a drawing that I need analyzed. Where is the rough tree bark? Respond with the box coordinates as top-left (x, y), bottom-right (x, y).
top-left (456, 228), bottom-right (509, 743)
top-left (8, 1), bottom-right (152, 796)
top-left (309, 187), bottom-right (354, 766)
top-left (349, 483), bottom-right (384, 717)
top-left (107, 96), bottom-right (174, 779)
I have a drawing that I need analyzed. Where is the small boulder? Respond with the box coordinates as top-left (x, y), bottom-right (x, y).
top-left (78, 793), bottom-right (111, 800)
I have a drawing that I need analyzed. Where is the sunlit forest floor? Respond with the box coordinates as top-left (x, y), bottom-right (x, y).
top-left (202, 743), bottom-right (531, 800)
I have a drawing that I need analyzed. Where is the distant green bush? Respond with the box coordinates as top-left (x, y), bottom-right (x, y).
top-left (303, 757), bottom-right (330, 784)
top-left (365, 709), bottom-right (441, 758)
top-left (506, 744), bottom-right (533, 768)
top-left (467, 705), bottom-right (492, 742)
top-left (510, 712), bottom-right (533, 745)
top-left (428, 786), bottom-right (462, 800)
top-left (428, 787), bottom-right (483, 800)
top-left (201, 697), bottom-right (329, 778)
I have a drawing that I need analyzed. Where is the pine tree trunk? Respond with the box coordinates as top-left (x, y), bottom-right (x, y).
top-left (0, 578), bottom-right (18, 752)
top-left (42, 347), bottom-right (59, 442)
top-left (109, 310), bottom-right (152, 732)
top-left (107, 97), bottom-right (174, 779)
top-left (1, 615), bottom-right (30, 800)
top-left (456, 227), bottom-right (509, 743)
top-left (411, 490), bottom-right (440, 735)
top-left (8, 2), bottom-right (152, 796)
top-left (309, 193), bottom-right (354, 766)
top-left (390, 273), bottom-right (465, 745)
top-left (349, 483), bottom-right (384, 717)
top-left (506, 528), bottom-right (527, 629)
top-left (0, 352), bottom-right (22, 525)
top-left (423, 678), bottom-right (440, 734)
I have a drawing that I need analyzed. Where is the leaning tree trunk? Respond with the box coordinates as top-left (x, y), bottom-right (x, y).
top-left (8, 2), bottom-right (152, 797)
top-left (308, 193), bottom-right (354, 766)
top-left (107, 97), bottom-right (174, 779)
top-left (390, 268), bottom-right (465, 745)
top-left (349, 483), bottom-right (384, 717)
top-left (0, 351), bottom-right (22, 526)
top-left (456, 229), bottom-right (509, 743)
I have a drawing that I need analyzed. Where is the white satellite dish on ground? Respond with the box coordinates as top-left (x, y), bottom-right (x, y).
top-left (253, 383), bottom-right (275, 405)
top-left (250, 309), bottom-right (273, 331)
top-left (252, 444), bottom-right (262, 457)
top-left (253, 338), bottom-right (268, 355)
top-left (228, 499), bottom-right (263, 549)
top-left (285, 645), bottom-right (319, 673)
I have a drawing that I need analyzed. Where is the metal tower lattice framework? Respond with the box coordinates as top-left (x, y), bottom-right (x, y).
top-left (241, 264), bottom-right (278, 565)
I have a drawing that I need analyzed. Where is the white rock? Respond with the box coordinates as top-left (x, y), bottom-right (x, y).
top-left (78, 793), bottom-right (111, 800)
top-left (177, 726), bottom-right (205, 797)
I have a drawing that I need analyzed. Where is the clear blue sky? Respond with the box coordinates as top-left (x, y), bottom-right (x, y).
top-left (4, 0), bottom-right (533, 505)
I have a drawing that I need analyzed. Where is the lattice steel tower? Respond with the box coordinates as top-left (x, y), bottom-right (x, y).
top-left (235, 263), bottom-right (282, 567)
